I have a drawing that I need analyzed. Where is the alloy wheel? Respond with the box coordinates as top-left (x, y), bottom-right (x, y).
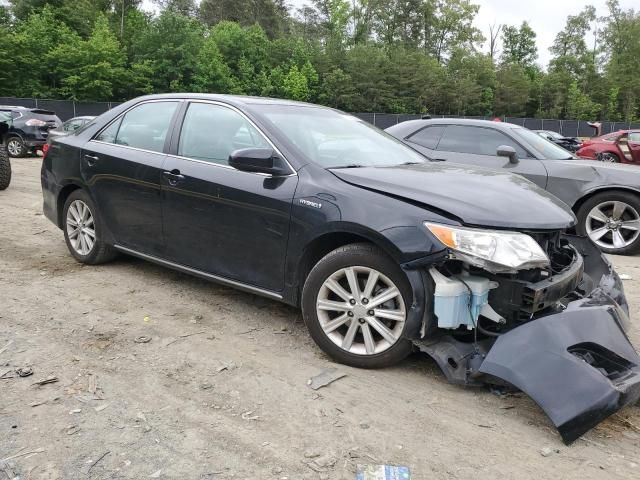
top-left (599, 152), bottom-right (618, 163)
top-left (316, 266), bottom-right (406, 355)
top-left (66, 200), bottom-right (96, 256)
top-left (586, 200), bottom-right (640, 250)
top-left (7, 139), bottom-right (22, 157)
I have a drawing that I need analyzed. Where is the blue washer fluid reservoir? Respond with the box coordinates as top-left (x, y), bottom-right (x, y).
top-left (429, 268), bottom-right (499, 330)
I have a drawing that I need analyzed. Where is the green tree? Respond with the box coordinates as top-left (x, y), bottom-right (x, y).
top-left (501, 22), bottom-right (537, 69)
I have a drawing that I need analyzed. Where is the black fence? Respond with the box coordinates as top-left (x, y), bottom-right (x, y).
top-left (2, 96), bottom-right (639, 137)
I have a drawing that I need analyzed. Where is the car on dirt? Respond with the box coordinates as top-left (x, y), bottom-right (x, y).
top-left (43, 116), bottom-right (95, 157)
top-left (0, 111), bottom-right (11, 190)
top-left (576, 129), bottom-right (640, 164)
top-left (386, 118), bottom-right (640, 255)
top-left (0, 105), bottom-right (62, 157)
top-left (533, 129), bottom-right (582, 152)
top-left (41, 94), bottom-right (640, 444)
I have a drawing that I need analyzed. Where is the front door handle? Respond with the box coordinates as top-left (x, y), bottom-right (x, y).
top-left (431, 158), bottom-right (447, 162)
top-left (84, 154), bottom-right (99, 166)
top-left (163, 170), bottom-right (185, 186)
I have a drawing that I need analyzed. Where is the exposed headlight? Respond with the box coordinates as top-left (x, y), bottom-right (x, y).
top-left (425, 222), bottom-right (549, 272)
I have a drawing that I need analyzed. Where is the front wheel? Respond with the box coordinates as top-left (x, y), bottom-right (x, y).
top-left (576, 191), bottom-right (640, 255)
top-left (6, 137), bottom-right (26, 158)
top-left (302, 243), bottom-right (413, 369)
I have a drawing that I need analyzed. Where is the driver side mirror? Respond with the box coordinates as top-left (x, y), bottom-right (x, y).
top-left (497, 145), bottom-right (519, 164)
top-left (229, 148), bottom-right (290, 176)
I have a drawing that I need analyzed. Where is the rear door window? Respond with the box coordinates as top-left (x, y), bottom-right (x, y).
top-left (115, 102), bottom-right (178, 153)
top-left (407, 125), bottom-right (445, 149)
top-left (437, 125), bottom-right (528, 157)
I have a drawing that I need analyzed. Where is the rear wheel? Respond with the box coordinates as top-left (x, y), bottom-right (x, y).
top-left (63, 190), bottom-right (116, 264)
top-left (302, 243), bottom-right (413, 368)
top-left (0, 143), bottom-right (10, 190)
top-left (6, 136), bottom-right (26, 158)
top-left (577, 191), bottom-right (640, 255)
top-left (598, 151), bottom-right (620, 163)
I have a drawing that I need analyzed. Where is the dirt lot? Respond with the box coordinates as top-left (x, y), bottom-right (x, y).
top-left (1, 157), bottom-right (639, 480)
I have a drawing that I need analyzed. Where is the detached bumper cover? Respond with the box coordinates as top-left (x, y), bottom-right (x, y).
top-left (418, 235), bottom-right (639, 444)
top-left (479, 293), bottom-right (640, 444)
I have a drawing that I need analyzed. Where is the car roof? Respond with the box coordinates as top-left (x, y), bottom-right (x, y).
top-left (386, 118), bottom-right (523, 136)
top-left (131, 93), bottom-right (322, 109)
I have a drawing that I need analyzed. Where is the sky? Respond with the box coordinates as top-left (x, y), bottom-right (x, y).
top-left (141, 0), bottom-right (638, 68)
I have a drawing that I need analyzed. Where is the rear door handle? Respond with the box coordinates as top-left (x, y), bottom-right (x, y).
top-left (431, 158), bottom-right (447, 162)
top-left (163, 170), bottom-right (185, 186)
top-left (84, 154), bottom-right (99, 166)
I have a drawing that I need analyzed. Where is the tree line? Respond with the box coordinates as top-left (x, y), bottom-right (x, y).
top-left (0, 0), bottom-right (638, 121)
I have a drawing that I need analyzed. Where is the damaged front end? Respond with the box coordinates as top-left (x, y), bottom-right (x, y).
top-left (414, 231), bottom-right (640, 444)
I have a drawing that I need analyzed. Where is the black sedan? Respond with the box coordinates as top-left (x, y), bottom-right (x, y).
top-left (387, 118), bottom-right (640, 255)
top-left (42, 94), bottom-right (640, 443)
top-left (534, 129), bottom-right (582, 152)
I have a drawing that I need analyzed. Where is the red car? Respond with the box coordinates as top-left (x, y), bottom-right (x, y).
top-left (577, 129), bottom-right (640, 163)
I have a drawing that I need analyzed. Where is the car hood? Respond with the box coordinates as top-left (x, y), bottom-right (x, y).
top-left (331, 163), bottom-right (576, 230)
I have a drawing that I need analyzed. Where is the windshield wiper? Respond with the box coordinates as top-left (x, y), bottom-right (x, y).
top-left (330, 164), bottom-right (365, 169)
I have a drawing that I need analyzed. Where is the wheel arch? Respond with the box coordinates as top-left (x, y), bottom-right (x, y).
top-left (572, 187), bottom-right (640, 215)
top-left (56, 183), bottom-right (83, 228)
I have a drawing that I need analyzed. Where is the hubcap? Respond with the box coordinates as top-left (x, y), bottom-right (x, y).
top-left (600, 153), bottom-right (618, 163)
top-left (66, 200), bottom-right (96, 256)
top-left (316, 266), bottom-right (406, 356)
top-left (586, 200), bottom-right (640, 250)
top-left (7, 140), bottom-right (21, 156)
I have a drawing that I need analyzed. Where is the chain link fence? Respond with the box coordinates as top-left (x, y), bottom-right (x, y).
top-left (1, 97), bottom-right (638, 136)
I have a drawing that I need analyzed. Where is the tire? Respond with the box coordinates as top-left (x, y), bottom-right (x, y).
top-left (6, 136), bottom-right (26, 158)
top-left (598, 151), bottom-right (620, 163)
top-left (0, 143), bottom-right (10, 190)
top-left (62, 189), bottom-right (117, 264)
top-left (576, 191), bottom-right (640, 255)
top-left (302, 243), bottom-right (413, 369)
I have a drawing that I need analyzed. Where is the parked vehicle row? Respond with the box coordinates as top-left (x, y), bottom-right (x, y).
top-left (0, 106), bottom-right (62, 157)
top-left (576, 129), bottom-right (640, 164)
top-left (41, 94), bottom-right (640, 444)
top-left (533, 129), bottom-right (582, 152)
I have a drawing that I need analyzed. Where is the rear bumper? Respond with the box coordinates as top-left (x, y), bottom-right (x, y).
top-left (415, 235), bottom-right (639, 444)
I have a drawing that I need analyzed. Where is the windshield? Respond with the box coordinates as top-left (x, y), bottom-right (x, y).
top-left (253, 105), bottom-right (426, 168)
top-left (513, 127), bottom-right (574, 160)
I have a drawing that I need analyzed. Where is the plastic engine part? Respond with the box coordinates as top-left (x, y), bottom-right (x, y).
top-left (430, 268), bottom-right (498, 329)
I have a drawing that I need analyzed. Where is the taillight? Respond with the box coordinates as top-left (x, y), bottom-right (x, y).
top-left (25, 119), bottom-right (47, 127)
top-left (42, 143), bottom-right (49, 158)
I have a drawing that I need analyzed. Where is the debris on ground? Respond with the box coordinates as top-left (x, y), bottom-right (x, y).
top-left (1, 366), bottom-right (33, 379)
top-left (307, 368), bottom-right (346, 390)
top-left (539, 447), bottom-right (560, 457)
top-left (32, 376), bottom-right (58, 387)
top-left (149, 469), bottom-right (163, 478)
top-left (0, 340), bottom-right (13, 355)
top-left (619, 273), bottom-right (633, 280)
top-left (0, 447), bottom-right (45, 463)
top-left (134, 335), bottom-right (152, 344)
top-left (86, 451), bottom-right (110, 474)
top-left (355, 464), bottom-right (411, 479)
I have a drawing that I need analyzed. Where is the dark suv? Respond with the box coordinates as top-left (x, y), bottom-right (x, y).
top-left (0, 106), bottom-right (62, 157)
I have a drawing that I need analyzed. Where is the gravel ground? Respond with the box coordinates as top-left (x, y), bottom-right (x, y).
top-left (1, 157), bottom-right (639, 480)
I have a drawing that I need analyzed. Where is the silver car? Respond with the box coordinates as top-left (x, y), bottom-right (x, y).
top-left (387, 118), bottom-right (640, 255)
